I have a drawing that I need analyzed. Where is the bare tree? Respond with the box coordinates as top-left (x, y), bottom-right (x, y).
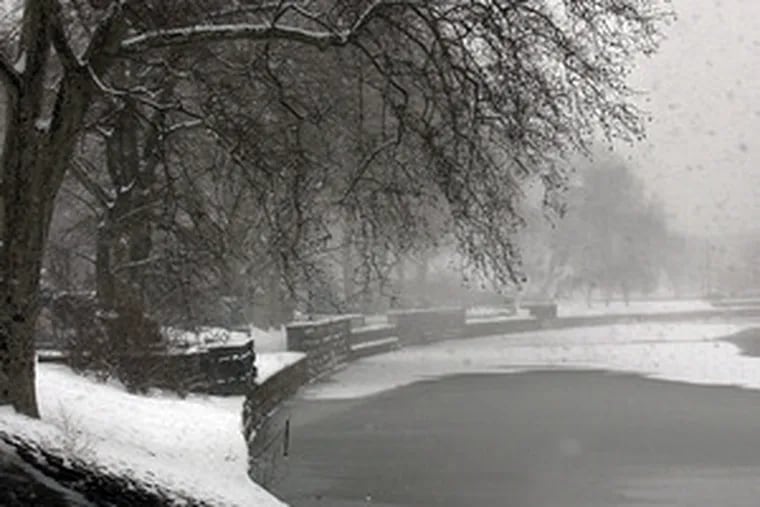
top-left (520, 154), bottom-right (677, 304)
top-left (0, 0), bottom-right (669, 416)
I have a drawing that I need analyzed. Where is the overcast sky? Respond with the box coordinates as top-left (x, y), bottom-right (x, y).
top-left (625, 0), bottom-right (760, 237)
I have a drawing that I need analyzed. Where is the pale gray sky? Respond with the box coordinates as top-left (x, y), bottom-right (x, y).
top-left (625, 0), bottom-right (760, 236)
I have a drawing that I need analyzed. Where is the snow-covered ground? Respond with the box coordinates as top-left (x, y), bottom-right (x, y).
top-left (256, 352), bottom-right (305, 384)
top-left (302, 321), bottom-right (760, 400)
top-left (0, 365), bottom-right (288, 506)
top-left (167, 325), bottom-right (287, 353)
top-left (466, 308), bottom-right (530, 322)
top-left (556, 299), bottom-right (715, 317)
top-left (0, 327), bottom-right (301, 506)
top-left (363, 314), bottom-right (390, 327)
top-left (8, 365), bottom-right (285, 506)
top-left (467, 299), bottom-right (715, 322)
top-left (249, 326), bottom-right (287, 353)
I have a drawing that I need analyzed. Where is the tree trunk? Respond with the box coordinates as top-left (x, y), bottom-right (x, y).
top-left (267, 263), bottom-right (286, 327)
top-left (390, 256), bottom-right (406, 309)
top-left (341, 218), bottom-right (354, 312)
top-left (95, 219), bottom-right (116, 309)
top-left (0, 149), bottom-right (60, 418)
top-left (0, 215), bottom-right (46, 417)
top-left (415, 252), bottom-right (430, 307)
top-left (0, 70), bottom-right (90, 416)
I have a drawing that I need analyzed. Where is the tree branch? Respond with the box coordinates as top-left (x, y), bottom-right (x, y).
top-left (120, 0), bottom-right (416, 53)
top-left (0, 56), bottom-right (20, 91)
top-left (49, 0), bottom-right (82, 70)
top-left (70, 156), bottom-right (111, 208)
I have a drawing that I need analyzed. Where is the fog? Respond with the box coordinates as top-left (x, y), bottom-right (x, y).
top-left (628, 0), bottom-right (760, 236)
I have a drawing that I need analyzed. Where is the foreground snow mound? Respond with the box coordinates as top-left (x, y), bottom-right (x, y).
top-left (0, 365), bottom-right (286, 507)
top-left (0, 428), bottom-right (211, 506)
top-left (304, 322), bottom-right (757, 400)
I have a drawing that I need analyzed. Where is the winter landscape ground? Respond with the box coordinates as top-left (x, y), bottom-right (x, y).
top-left (3, 302), bottom-right (760, 505)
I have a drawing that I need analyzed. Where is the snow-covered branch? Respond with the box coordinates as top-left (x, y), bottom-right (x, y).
top-left (119, 1), bottom-right (417, 52)
top-left (121, 22), bottom-right (347, 52)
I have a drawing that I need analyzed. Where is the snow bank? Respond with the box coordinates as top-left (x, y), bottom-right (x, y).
top-left (165, 325), bottom-right (287, 353)
top-left (303, 322), bottom-right (757, 400)
top-left (250, 326), bottom-right (287, 352)
top-left (0, 365), bottom-right (286, 507)
top-left (255, 352), bottom-right (305, 384)
top-left (556, 299), bottom-right (714, 317)
top-left (466, 299), bottom-right (714, 321)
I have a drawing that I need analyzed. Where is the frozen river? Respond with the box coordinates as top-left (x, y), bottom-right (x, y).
top-left (275, 322), bottom-right (760, 506)
top-left (277, 370), bottom-right (760, 506)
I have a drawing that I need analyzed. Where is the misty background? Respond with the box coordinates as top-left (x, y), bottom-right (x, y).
top-left (628, 0), bottom-right (760, 236)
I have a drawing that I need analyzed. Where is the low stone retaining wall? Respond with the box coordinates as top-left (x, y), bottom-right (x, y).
top-left (200, 341), bottom-right (258, 395)
top-left (307, 313), bottom-right (366, 328)
top-left (350, 337), bottom-right (400, 359)
top-left (38, 340), bottom-right (257, 396)
top-left (286, 317), bottom-right (352, 379)
top-left (132, 341), bottom-right (258, 395)
top-left (463, 317), bottom-right (540, 338)
top-left (350, 324), bottom-right (396, 345)
top-left (243, 356), bottom-right (308, 484)
top-left (390, 307), bottom-right (467, 346)
top-left (245, 358), bottom-right (308, 431)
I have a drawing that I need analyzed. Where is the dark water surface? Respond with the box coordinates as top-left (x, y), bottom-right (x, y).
top-left (274, 371), bottom-right (760, 506)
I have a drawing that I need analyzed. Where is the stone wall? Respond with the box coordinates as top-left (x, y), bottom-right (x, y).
top-left (389, 307), bottom-right (467, 346)
top-left (39, 340), bottom-right (257, 396)
top-left (118, 340), bottom-right (257, 395)
top-left (350, 324), bottom-right (396, 345)
top-left (244, 357), bottom-right (307, 435)
top-left (201, 341), bottom-right (257, 395)
top-left (243, 358), bottom-right (307, 484)
top-left (462, 317), bottom-right (540, 338)
top-left (349, 324), bottom-right (399, 359)
top-left (286, 317), bottom-right (352, 379)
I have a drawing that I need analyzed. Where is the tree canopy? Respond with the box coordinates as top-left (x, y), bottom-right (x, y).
top-left (0, 0), bottom-right (670, 416)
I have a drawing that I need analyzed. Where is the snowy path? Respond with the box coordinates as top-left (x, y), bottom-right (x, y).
top-left (303, 321), bottom-right (760, 400)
